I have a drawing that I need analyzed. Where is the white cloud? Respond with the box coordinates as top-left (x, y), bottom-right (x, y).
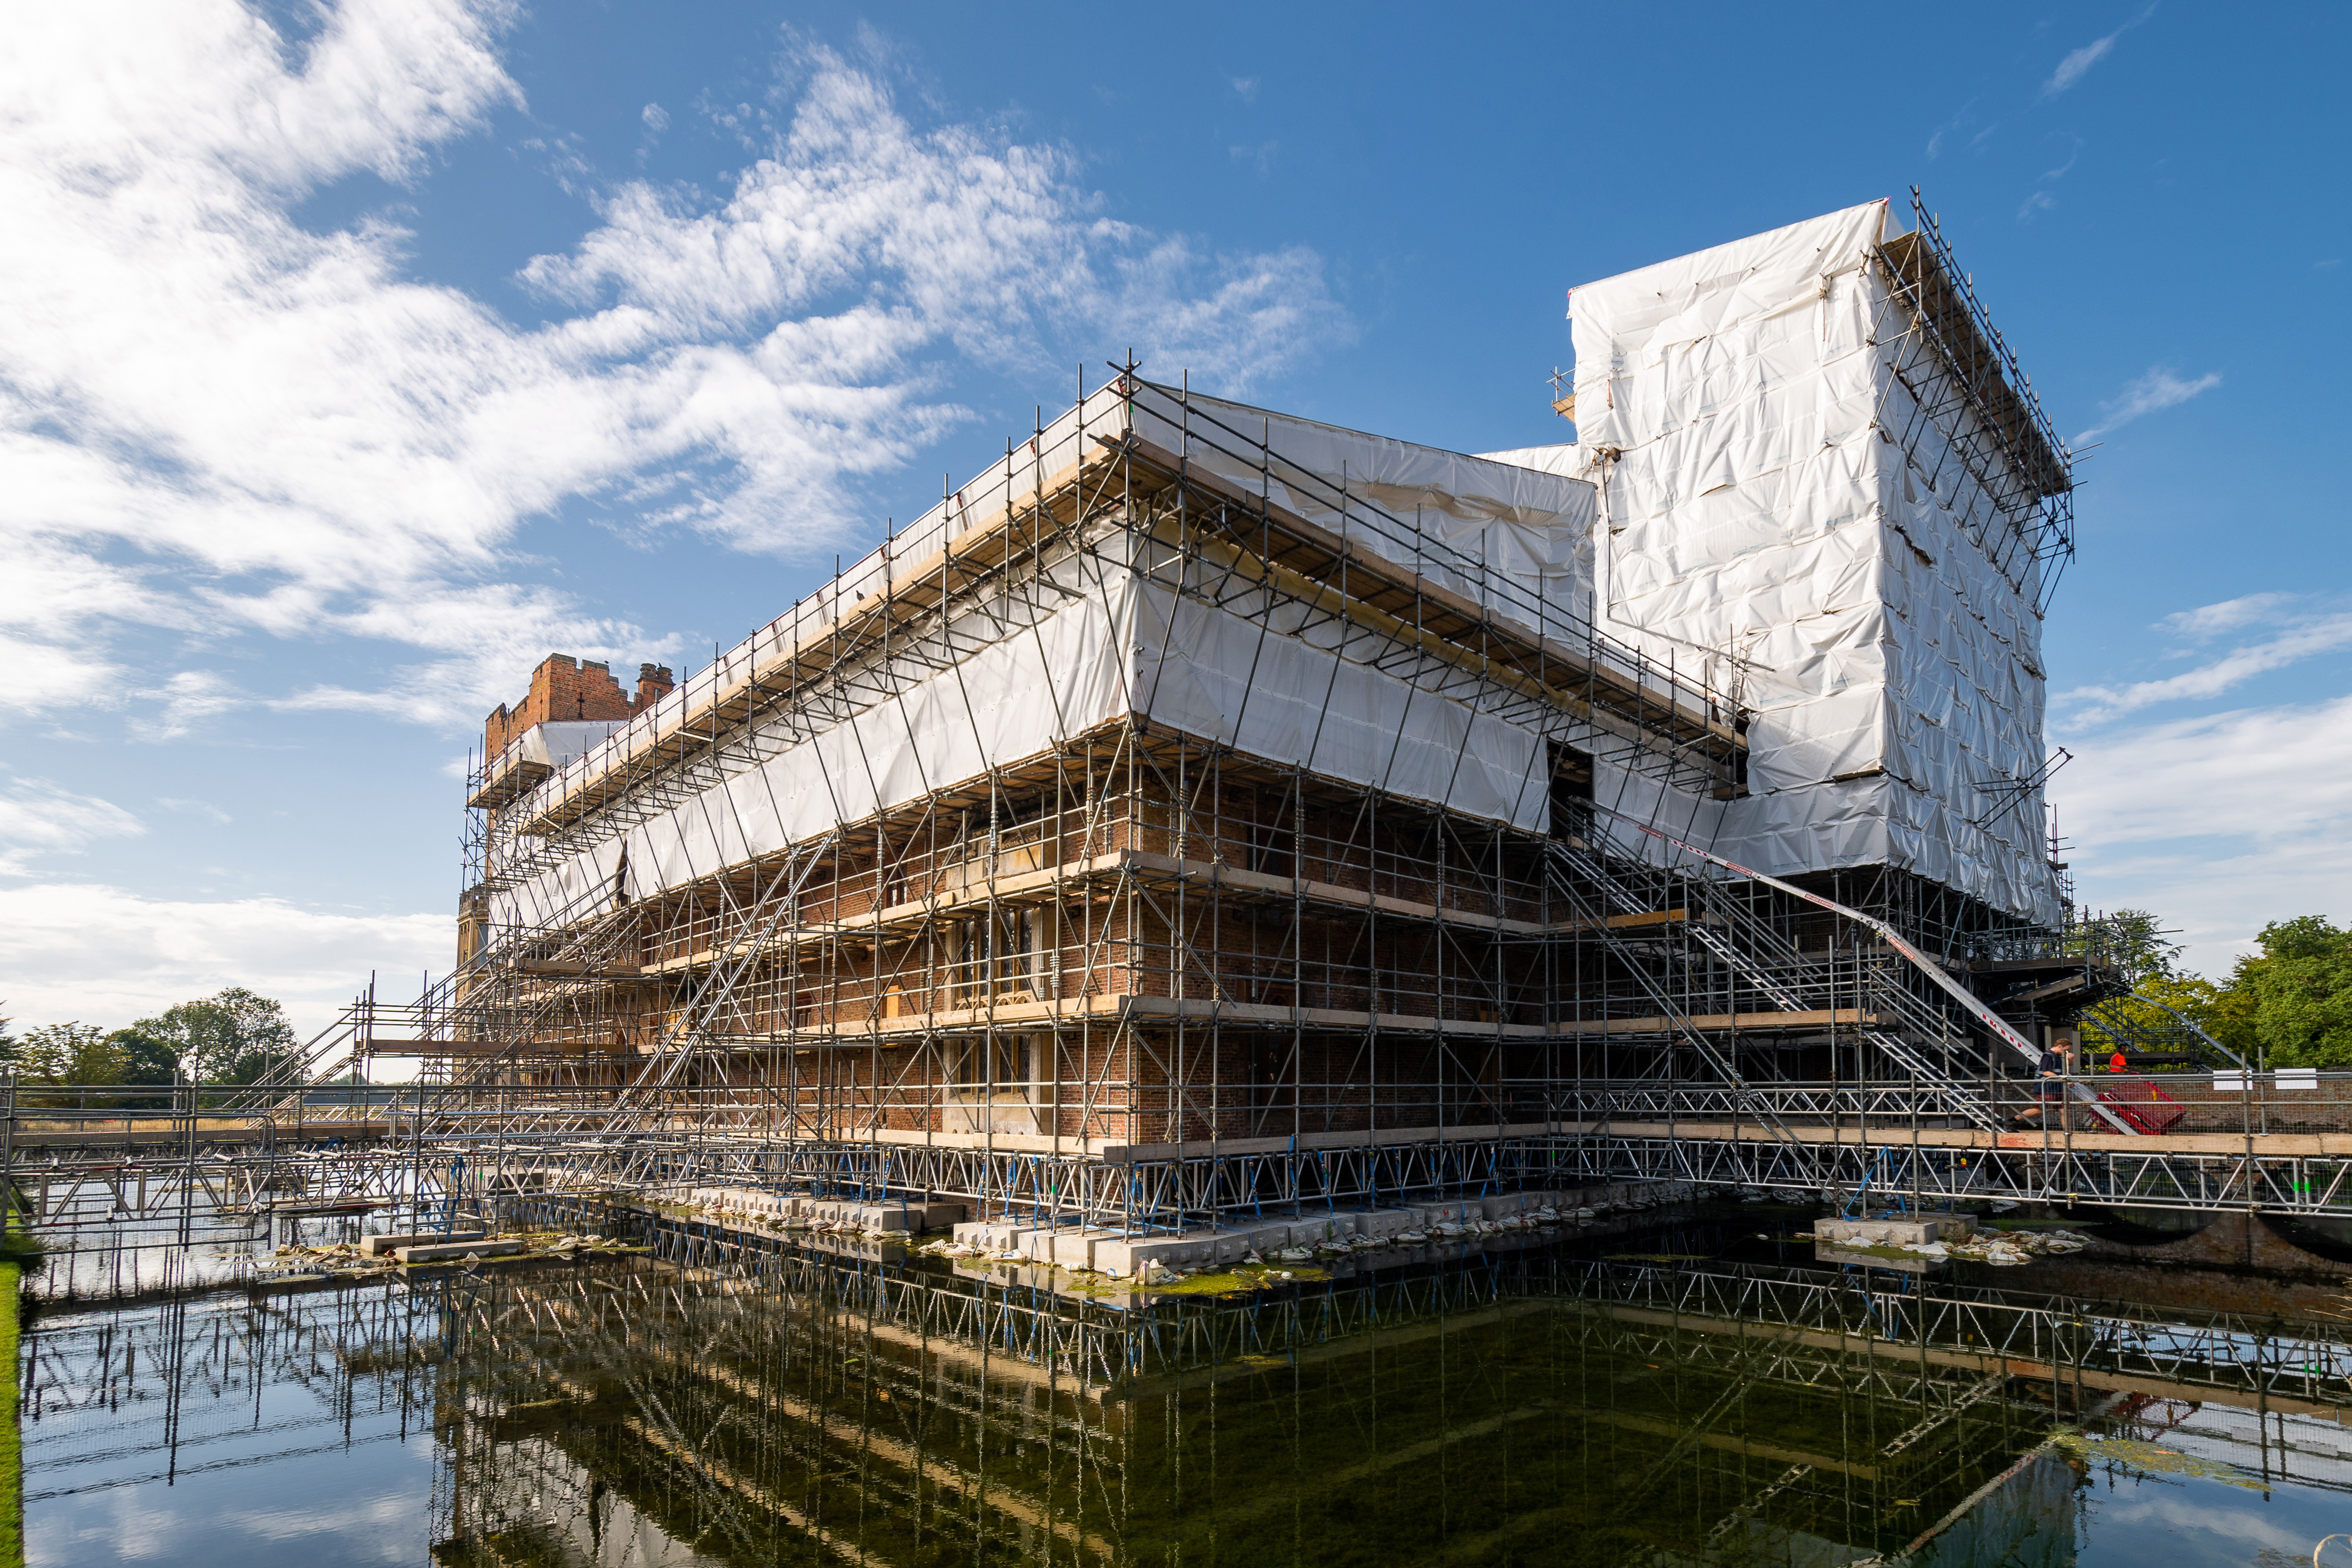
top-left (0, 777), bottom-right (145, 875)
top-left (0, 881), bottom-right (448, 1041)
top-left (2074, 364), bottom-right (2221, 442)
top-left (2060, 609), bottom-right (2352, 723)
top-left (2158, 592), bottom-right (2296, 639)
top-left (0, 4), bottom-right (1347, 735)
top-left (2042, 5), bottom-right (2157, 98)
top-left (2052, 694), bottom-right (2352, 974)
top-left (135, 669), bottom-right (251, 741)
top-left (640, 101), bottom-right (669, 133)
top-left (270, 580), bottom-right (670, 726)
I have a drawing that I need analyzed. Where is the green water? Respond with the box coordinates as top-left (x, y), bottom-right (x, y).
top-left (18, 1203), bottom-right (2352, 1565)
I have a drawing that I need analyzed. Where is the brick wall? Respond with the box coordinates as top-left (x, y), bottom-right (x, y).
top-left (485, 654), bottom-right (674, 758)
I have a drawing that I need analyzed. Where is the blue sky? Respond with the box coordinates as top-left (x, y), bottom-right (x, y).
top-left (2, 1), bottom-right (2346, 1038)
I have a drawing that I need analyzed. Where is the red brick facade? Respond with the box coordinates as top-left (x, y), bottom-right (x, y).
top-left (485, 655), bottom-right (674, 758)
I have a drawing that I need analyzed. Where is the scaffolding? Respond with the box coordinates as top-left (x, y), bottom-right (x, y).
top-left (299, 349), bottom-right (2110, 1226)
top-left (20, 198), bottom-right (2308, 1254)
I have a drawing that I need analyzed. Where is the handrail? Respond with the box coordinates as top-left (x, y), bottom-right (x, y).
top-left (1584, 803), bottom-right (2143, 1136)
top-left (2083, 990), bottom-right (2247, 1072)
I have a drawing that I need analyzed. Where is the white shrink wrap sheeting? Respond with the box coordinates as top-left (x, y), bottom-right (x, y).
top-left (493, 565), bottom-right (1552, 927)
top-left (1498, 200), bottom-right (2061, 922)
top-left (1128, 394), bottom-right (1597, 642)
top-left (505, 720), bottom-right (629, 771)
top-left (1132, 583), bottom-right (1549, 834)
top-left (490, 580), bottom-right (1138, 928)
top-left (490, 390), bottom-right (1579, 925)
top-left (492, 211), bottom-right (2063, 934)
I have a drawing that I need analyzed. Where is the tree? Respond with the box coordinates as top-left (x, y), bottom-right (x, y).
top-left (101, 1024), bottom-right (183, 1108)
top-left (2092, 908), bottom-right (2186, 988)
top-left (2075, 910), bottom-right (2224, 1069)
top-left (2233, 917), bottom-right (2352, 1069)
top-left (125, 988), bottom-right (299, 1086)
top-left (17, 1023), bottom-right (123, 1086)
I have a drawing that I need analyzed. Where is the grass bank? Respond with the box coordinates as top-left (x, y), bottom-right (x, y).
top-left (0, 1253), bottom-right (19, 1567)
top-left (0, 1195), bottom-right (31, 1568)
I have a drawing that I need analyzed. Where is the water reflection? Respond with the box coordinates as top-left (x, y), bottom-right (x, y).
top-left (24, 1206), bottom-right (2352, 1566)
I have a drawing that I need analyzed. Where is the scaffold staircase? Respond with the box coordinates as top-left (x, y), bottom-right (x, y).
top-left (1550, 807), bottom-right (2141, 1137)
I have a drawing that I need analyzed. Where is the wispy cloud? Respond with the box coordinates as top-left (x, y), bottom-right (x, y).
top-left (2074, 364), bottom-right (2221, 442)
top-left (1228, 75), bottom-right (1259, 103)
top-left (2158, 593), bottom-right (2294, 640)
top-left (0, 4), bottom-right (1351, 741)
top-left (1923, 102), bottom-right (1996, 160)
top-left (2051, 691), bottom-right (2352, 974)
top-left (2059, 601), bottom-right (2352, 724)
top-left (2017, 133), bottom-right (2087, 221)
top-left (2042, 4), bottom-right (2158, 98)
top-left (0, 777), bottom-right (145, 875)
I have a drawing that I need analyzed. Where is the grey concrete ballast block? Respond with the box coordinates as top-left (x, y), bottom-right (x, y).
top-left (361, 1231), bottom-right (485, 1257)
top-left (1815, 1213), bottom-right (1975, 1246)
top-left (395, 1238), bottom-right (528, 1264)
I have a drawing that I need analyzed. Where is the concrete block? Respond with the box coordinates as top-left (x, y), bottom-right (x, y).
top-left (1202, 1229), bottom-right (1254, 1265)
top-left (361, 1231), bottom-right (483, 1257)
top-left (1093, 1233), bottom-right (1207, 1277)
top-left (396, 1238), bottom-right (527, 1265)
top-left (1053, 1229), bottom-right (1120, 1269)
top-left (917, 1201), bottom-right (968, 1232)
top-left (1479, 1194), bottom-right (1530, 1220)
top-left (1816, 1213), bottom-right (1973, 1247)
top-left (1351, 1209), bottom-right (1421, 1239)
top-left (797, 1201), bottom-right (907, 1232)
top-left (692, 1186), bottom-right (789, 1220)
top-left (956, 1221), bottom-right (1034, 1252)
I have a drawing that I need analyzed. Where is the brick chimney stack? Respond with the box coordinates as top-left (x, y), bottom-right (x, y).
top-left (634, 663), bottom-right (675, 711)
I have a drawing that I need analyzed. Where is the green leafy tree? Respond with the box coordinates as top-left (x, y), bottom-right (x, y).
top-left (99, 1025), bottom-right (183, 1108)
top-left (2235, 917), bottom-right (2352, 1069)
top-left (2076, 910), bottom-right (2223, 1069)
top-left (17, 1023), bottom-right (123, 1086)
top-left (2092, 908), bottom-right (2185, 987)
top-left (125, 987), bottom-right (299, 1086)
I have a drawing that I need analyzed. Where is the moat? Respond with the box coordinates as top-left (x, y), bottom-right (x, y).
top-left (19, 1195), bottom-right (2352, 1566)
